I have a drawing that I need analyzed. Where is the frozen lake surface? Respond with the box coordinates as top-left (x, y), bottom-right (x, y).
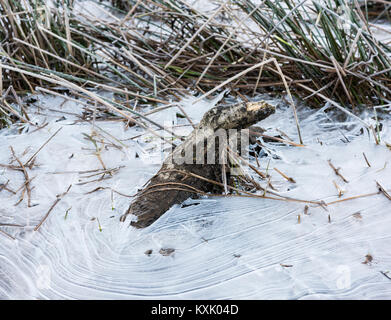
top-left (0, 93), bottom-right (391, 299)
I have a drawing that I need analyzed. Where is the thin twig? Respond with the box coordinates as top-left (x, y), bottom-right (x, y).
top-left (10, 146), bottom-right (33, 207)
top-left (34, 184), bottom-right (72, 231)
top-left (0, 229), bottom-right (15, 240)
top-left (274, 167), bottom-right (296, 183)
top-left (363, 152), bottom-right (371, 167)
top-left (376, 181), bottom-right (391, 201)
top-left (328, 159), bottom-right (349, 183)
top-left (24, 127), bottom-right (63, 167)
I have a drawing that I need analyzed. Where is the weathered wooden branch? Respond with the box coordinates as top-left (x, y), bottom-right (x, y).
top-left (120, 101), bottom-right (275, 228)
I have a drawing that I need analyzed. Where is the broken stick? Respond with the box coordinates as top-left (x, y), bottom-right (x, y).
top-left (120, 100), bottom-right (275, 228)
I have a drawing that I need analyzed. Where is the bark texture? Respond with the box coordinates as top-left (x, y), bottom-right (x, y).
top-left (121, 100), bottom-right (275, 228)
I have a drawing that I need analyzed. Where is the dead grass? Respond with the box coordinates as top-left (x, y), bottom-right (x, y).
top-left (1, 0), bottom-right (391, 126)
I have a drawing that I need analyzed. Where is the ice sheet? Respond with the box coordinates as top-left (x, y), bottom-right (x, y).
top-left (0, 93), bottom-right (390, 299)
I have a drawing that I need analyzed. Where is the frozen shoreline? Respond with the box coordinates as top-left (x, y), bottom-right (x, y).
top-left (1, 93), bottom-right (391, 299)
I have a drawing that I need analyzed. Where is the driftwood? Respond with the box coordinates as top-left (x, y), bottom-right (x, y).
top-left (120, 101), bottom-right (275, 228)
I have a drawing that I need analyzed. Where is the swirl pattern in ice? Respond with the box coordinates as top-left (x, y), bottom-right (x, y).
top-left (0, 95), bottom-right (391, 299)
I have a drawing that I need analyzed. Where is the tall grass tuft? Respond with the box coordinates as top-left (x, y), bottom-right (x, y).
top-left (1, 0), bottom-right (391, 124)
top-left (234, 0), bottom-right (391, 107)
top-left (0, 0), bottom-right (92, 92)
